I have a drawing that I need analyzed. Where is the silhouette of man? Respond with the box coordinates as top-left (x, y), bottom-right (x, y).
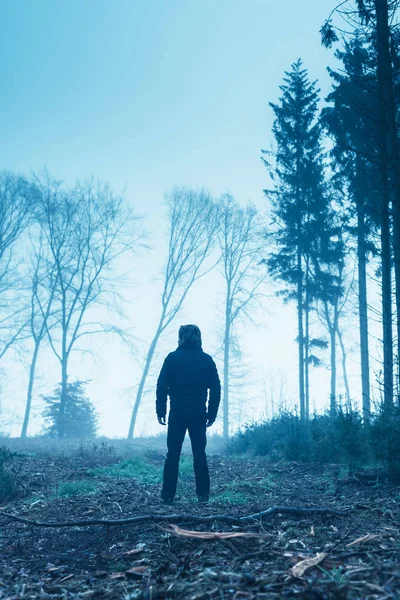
top-left (156, 324), bottom-right (221, 505)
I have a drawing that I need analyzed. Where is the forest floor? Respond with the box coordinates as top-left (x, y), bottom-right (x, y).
top-left (0, 438), bottom-right (400, 599)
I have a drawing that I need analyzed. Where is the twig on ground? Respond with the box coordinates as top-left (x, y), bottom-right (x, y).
top-left (0, 505), bottom-right (346, 529)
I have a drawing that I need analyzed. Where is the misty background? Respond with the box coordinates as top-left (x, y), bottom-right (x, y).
top-left (0, 0), bottom-right (382, 437)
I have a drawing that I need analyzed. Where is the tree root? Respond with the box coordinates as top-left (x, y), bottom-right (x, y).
top-left (0, 505), bottom-right (346, 529)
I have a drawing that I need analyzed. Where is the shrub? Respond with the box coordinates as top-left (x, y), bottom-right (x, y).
top-left (76, 440), bottom-right (116, 464)
top-left (92, 456), bottom-right (161, 484)
top-left (228, 409), bottom-right (370, 469)
top-left (0, 446), bottom-right (16, 501)
top-left (42, 381), bottom-right (98, 439)
top-left (370, 406), bottom-right (400, 482)
top-left (308, 411), bottom-right (368, 467)
top-left (91, 454), bottom-right (192, 485)
top-left (55, 480), bottom-right (98, 498)
top-left (212, 482), bottom-right (248, 506)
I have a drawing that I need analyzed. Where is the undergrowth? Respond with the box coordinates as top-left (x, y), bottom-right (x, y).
top-left (90, 454), bottom-right (194, 485)
top-left (212, 482), bottom-right (248, 505)
top-left (0, 446), bottom-right (16, 501)
top-left (228, 407), bottom-right (400, 482)
top-left (91, 457), bottom-right (161, 484)
top-left (55, 480), bottom-right (98, 498)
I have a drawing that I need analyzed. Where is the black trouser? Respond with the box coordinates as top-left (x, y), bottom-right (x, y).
top-left (162, 412), bottom-right (210, 499)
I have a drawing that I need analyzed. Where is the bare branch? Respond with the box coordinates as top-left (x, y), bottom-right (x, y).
top-left (217, 193), bottom-right (268, 438)
top-left (127, 186), bottom-right (219, 438)
top-left (34, 173), bottom-right (144, 438)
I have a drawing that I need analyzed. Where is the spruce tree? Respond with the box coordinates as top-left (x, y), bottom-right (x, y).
top-left (322, 0), bottom-right (400, 413)
top-left (263, 60), bottom-right (330, 419)
top-left (324, 38), bottom-right (385, 417)
top-left (42, 381), bottom-right (98, 438)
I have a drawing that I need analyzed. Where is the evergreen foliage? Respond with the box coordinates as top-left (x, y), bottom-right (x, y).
top-left (0, 446), bottom-right (16, 501)
top-left (42, 381), bottom-right (98, 439)
top-left (229, 409), bottom-right (400, 481)
top-left (263, 60), bottom-right (341, 418)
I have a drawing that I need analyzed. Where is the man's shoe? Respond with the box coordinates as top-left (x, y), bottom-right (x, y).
top-left (197, 495), bottom-right (209, 504)
top-left (162, 497), bottom-right (174, 506)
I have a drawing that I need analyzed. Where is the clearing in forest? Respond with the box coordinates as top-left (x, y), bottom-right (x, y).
top-left (0, 441), bottom-right (399, 599)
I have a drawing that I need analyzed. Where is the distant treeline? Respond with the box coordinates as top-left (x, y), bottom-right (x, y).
top-left (1, 0), bottom-right (400, 439)
top-left (263, 0), bottom-right (400, 421)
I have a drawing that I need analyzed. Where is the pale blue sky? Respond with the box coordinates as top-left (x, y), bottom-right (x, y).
top-left (0, 0), bottom-right (336, 206)
top-left (2, 0), bottom-right (369, 437)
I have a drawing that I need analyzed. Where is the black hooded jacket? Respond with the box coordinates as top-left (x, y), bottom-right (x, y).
top-left (156, 346), bottom-right (221, 422)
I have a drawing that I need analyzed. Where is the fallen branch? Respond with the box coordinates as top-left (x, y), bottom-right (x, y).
top-left (165, 524), bottom-right (272, 540)
top-left (291, 552), bottom-right (328, 577)
top-left (243, 507), bottom-right (346, 521)
top-left (0, 505), bottom-right (346, 529)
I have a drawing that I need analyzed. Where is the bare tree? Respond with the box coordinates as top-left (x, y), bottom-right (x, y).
top-left (127, 186), bottom-right (219, 439)
top-left (217, 194), bottom-right (267, 439)
top-left (315, 258), bottom-right (354, 414)
top-left (0, 171), bottom-right (32, 261)
top-left (337, 327), bottom-right (351, 409)
top-left (222, 343), bottom-right (256, 431)
top-left (0, 171), bottom-right (32, 359)
top-left (262, 366), bottom-right (289, 417)
top-left (20, 230), bottom-right (58, 438)
top-left (36, 175), bottom-right (141, 438)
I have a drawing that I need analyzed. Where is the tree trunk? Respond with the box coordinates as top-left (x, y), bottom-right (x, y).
top-left (337, 326), bottom-right (351, 411)
top-left (21, 340), bottom-right (41, 438)
top-left (375, 0), bottom-right (394, 414)
top-left (223, 285), bottom-right (231, 440)
top-left (127, 333), bottom-right (160, 440)
top-left (375, 0), bottom-right (400, 402)
top-left (329, 323), bottom-right (337, 416)
top-left (297, 249), bottom-right (306, 420)
top-left (59, 356), bottom-right (68, 439)
top-left (58, 299), bottom-right (68, 439)
top-left (304, 257), bottom-right (310, 419)
top-left (356, 195), bottom-right (371, 420)
top-left (380, 181), bottom-right (394, 413)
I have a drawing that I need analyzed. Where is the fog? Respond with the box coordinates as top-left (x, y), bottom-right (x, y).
top-left (0, 0), bottom-right (385, 438)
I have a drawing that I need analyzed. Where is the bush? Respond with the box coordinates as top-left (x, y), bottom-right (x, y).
top-left (227, 412), bottom-right (311, 459)
top-left (56, 480), bottom-right (98, 498)
top-left (92, 456), bottom-right (162, 484)
top-left (369, 406), bottom-right (400, 482)
top-left (212, 482), bottom-right (248, 506)
top-left (76, 440), bottom-right (116, 464)
top-left (0, 446), bottom-right (16, 501)
top-left (309, 411), bottom-right (367, 467)
top-left (228, 409), bottom-right (371, 470)
top-left (42, 380), bottom-right (98, 439)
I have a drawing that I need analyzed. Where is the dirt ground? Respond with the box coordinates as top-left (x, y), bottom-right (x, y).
top-left (0, 439), bottom-right (400, 599)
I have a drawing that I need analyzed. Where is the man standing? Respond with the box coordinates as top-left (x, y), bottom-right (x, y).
top-left (156, 324), bottom-right (221, 505)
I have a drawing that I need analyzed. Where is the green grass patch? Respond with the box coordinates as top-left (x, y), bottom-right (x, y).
top-left (212, 482), bottom-right (249, 506)
top-left (91, 454), bottom-right (195, 485)
top-left (179, 455), bottom-right (194, 478)
top-left (258, 474), bottom-right (276, 490)
top-left (0, 447), bottom-right (16, 501)
top-left (337, 465), bottom-right (350, 480)
top-left (92, 456), bottom-right (162, 484)
top-left (55, 480), bottom-right (98, 498)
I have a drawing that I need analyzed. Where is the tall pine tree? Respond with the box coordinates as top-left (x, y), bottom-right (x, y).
top-left (322, 0), bottom-right (400, 414)
top-left (324, 35), bottom-right (395, 417)
top-left (263, 60), bottom-right (330, 419)
top-left (324, 39), bottom-right (379, 418)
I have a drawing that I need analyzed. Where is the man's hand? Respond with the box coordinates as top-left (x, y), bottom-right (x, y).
top-left (206, 418), bottom-right (215, 428)
top-left (158, 416), bottom-right (166, 426)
